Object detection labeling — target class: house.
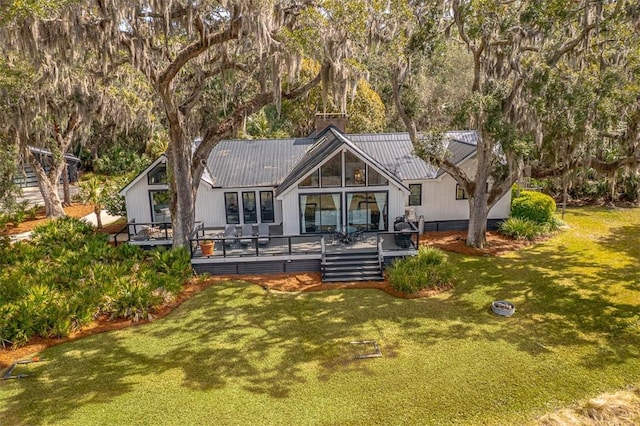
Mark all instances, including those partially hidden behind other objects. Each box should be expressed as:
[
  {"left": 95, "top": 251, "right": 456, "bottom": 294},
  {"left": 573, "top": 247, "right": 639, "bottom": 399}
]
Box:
[
  {"left": 13, "top": 146, "right": 80, "bottom": 188},
  {"left": 119, "top": 124, "right": 510, "bottom": 280}
]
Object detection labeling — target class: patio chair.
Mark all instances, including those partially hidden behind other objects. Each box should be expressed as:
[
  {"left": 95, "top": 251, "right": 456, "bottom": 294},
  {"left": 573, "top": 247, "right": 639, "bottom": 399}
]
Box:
[
  {"left": 257, "top": 223, "right": 270, "bottom": 246},
  {"left": 223, "top": 224, "right": 236, "bottom": 248},
  {"left": 351, "top": 229, "right": 364, "bottom": 243},
  {"left": 239, "top": 224, "right": 254, "bottom": 246}
]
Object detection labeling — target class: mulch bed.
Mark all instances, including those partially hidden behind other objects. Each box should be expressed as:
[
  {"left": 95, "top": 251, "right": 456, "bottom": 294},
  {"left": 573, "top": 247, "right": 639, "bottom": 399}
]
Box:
[{"left": 0, "top": 203, "right": 95, "bottom": 236}]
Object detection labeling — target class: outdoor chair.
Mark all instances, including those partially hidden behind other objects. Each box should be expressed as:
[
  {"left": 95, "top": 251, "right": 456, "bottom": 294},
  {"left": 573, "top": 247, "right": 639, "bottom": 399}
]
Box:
[
  {"left": 223, "top": 224, "right": 236, "bottom": 248},
  {"left": 257, "top": 223, "right": 270, "bottom": 246},
  {"left": 240, "top": 224, "right": 254, "bottom": 246},
  {"left": 351, "top": 229, "right": 364, "bottom": 243}
]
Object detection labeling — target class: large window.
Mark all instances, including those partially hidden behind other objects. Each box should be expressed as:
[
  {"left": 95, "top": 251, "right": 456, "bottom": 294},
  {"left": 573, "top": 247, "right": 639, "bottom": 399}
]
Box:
[
  {"left": 298, "top": 151, "right": 389, "bottom": 189},
  {"left": 367, "top": 166, "right": 388, "bottom": 186},
  {"left": 260, "top": 191, "right": 275, "bottom": 223},
  {"left": 408, "top": 184, "right": 422, "bottom": 206},
  {"left": 149, "top": 190, "right": 170, "bottom": 223},
  {"left": 299, "top": 170, "right": 319, "bottom": 188},
  {"left": 320, "top": 153, "right": 342, "bottom": 187},
  {"left": 345, "top": 151, "right": 366, "bottom": 186},
  {"left": 147, "top": 163, "right": 167, "bottom": 185},
  {"left": 224, "top": 192, "right": 240, "bottom": 224},
  {"left": 242, "top": 191, "right": 257, "bottom": 223},
  {"left": 300, "top": 193, "right": 341, "bottom": 233},
  {"left": 346, "top": 192, "right": 388, "bottom": 232}
]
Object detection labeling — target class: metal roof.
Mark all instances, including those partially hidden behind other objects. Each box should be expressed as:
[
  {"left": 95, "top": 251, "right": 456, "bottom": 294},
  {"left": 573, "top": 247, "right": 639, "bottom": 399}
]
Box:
[
  {"left": 28, "top": 146, "right": 81, "bottom": 163},
  {"left": 275, "top": 127, "right": 408, "bottom": 196},
  {"left": 206, "top": 137, "right": 316, "bottom": 188},
  {"left": 205, "top": 129, "right": 479, "bottom": 188}
]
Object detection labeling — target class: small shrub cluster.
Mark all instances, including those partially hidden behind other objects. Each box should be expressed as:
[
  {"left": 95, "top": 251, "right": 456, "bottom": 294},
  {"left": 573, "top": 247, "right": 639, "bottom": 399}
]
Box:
[
  {"left": 388, "top": 247, "right": 455, "bottom": 294},
  {"left": 503, "top": 190, "right": 561, "bottom": 240},
  {"left": 0, "top": 199, "right": 40, "bottom": 230},
  {"left": 0, "top": 217, "right": 191, "bottom": 347},
  {"left": 511, "top": 190, "right": 556, "bottom": 224}
]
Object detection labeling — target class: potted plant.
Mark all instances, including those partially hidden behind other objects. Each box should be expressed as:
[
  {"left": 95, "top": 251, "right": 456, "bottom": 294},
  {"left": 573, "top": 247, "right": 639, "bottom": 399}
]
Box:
[{"left": 199, "top": 239, "right": 214, "bottom": 256}]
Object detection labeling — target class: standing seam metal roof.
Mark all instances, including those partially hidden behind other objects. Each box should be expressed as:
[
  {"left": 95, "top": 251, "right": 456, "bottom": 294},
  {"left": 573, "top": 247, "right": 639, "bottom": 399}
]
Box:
[{"left": 205, "top": 130, "right": 478, "bottom": 188}]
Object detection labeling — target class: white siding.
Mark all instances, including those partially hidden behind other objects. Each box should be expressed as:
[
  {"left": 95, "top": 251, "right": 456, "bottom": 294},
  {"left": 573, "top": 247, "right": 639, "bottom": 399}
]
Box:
[
  {"left": 195, "top": 186, "right": 226, "bottom": 227},
  {"left": 124, "top": 178, "right": 168, "bottom": 224},
  {"left": 387, "top": 186, "right": 407, "bottom": 222},
  {"left": 402, "top": 158, "right": 511, "bottom": 222},
  {"left": 196, "top": 187, "right": 280, "bottom": 228},
  {"left": 281, "top": 190, "right": 299, "bottom": 235}
]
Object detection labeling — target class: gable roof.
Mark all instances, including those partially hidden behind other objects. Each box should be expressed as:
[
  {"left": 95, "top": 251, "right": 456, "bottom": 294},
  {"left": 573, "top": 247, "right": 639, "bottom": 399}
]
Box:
[
  {"left": 118, "top": 155, "right": 166, "bottom": 196},
  {"left": 349, "top": 131, "right": 478, "bottom": 180},
  {"left": 120, "top": 129, "right": 479, "bottom": 196},
  {"left": 275, "top": 126, "right": 408, "bottom": 196}
]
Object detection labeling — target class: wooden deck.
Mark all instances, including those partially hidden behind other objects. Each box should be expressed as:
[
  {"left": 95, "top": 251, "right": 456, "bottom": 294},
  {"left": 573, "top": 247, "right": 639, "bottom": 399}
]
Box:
[{"left": 116, "top": 222, "right": 419, "bottom": 276}]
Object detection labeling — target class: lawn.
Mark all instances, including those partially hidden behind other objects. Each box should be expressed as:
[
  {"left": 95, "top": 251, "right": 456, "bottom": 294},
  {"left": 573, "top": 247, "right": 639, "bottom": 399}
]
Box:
[{"left": 1, "top": 207, "right": 639, "bottom": 425}]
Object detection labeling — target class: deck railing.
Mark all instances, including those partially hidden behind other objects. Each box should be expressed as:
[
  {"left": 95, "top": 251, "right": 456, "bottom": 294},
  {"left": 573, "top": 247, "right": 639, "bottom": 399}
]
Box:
[
  {"left": 190, "top": 233, "right": 324, "bottom": 259},
  {"left": 114, "top": 221, "right": 203, "bottom": 247}
]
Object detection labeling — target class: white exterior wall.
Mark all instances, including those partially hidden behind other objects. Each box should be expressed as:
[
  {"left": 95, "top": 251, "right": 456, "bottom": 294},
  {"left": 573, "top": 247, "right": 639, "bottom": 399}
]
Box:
[
  {"left": 195, "top": 186, "right": 281, "bottom": 228},
  {"left": 124, "top": 178, "right": 168, "bottom": 224},
  {"left": 404, "top": 157, "right": 511, "bottom": 222}
]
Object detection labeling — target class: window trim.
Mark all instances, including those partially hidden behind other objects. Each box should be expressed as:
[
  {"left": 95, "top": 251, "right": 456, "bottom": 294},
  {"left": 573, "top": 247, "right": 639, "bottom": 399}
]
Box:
[
  {"left": 456, "top": 184, "right": 468, "bottom": 200},
  {"left": 259, "top": 191, "right": 275, "bottom": 223},
  {"left": 147, "top": 163, "right": 168, "bottom": 185},
  {"left": 408, "top": 184, "right": 422, "bottom": 206},
  {"left": 224, "top": 192, "right": 240, "bottom": 224},
  {"left": 242, "top": 191, "right": 258, "bottom": 224},
  {"left": 148, "top": 189, "right": 170, "bottom": 223}
]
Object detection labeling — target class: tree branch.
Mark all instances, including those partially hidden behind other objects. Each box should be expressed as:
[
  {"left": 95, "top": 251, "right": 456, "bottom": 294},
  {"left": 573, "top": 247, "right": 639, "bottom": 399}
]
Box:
[{"left": 156, "top": 14, "right": 242, "bottom": 88}]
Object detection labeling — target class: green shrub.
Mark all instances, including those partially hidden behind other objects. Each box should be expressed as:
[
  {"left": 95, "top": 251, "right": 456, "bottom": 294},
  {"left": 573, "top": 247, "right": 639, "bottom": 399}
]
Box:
[
  {"left": 388, "top": 247, "right": 455, "bottom": 294},
  {"left": 500, "top": 217, "right": 544, "bottom": 240},
  {"left": 102, "top": 277, "right": 162, "bottom": 322},
  {"left": 32, "top": 216, "right": 96, "bottom": 252},
  {"left": 511, "top": 190, "right": 556, "bottom": 224},
  {"left": 0, "top": 223, "right": 192, "bottom": 347}
]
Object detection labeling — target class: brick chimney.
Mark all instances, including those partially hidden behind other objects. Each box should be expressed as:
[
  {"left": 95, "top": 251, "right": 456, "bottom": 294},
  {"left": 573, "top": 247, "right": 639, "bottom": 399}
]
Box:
[{"left": 315, "top": 113, "right": 347, "bottom": 134}]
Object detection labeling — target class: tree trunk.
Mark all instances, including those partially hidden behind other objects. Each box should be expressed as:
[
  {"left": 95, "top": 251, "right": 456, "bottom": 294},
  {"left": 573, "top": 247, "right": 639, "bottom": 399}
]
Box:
[
  {"left": 94, "top": 205, "right": 102, "bottom": 229},
  {"left": 36, "top": 174, "right": 65, "bottom": 217},
  {"left": 27, "top": 152, "right": 66, "bottom": 218},
  {"left": 466, "top": 131, "right": 492, "bottom": 248},
  {"left": 467, "top": 192, "right": 489, "bottom": 248},
  {"left": 167, "top": 133, "right": 196, "bottom": 248}
]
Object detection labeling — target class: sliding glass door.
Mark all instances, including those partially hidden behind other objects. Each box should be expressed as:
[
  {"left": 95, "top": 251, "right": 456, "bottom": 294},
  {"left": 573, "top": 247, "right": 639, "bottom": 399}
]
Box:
[
  {"left": 300, "top": 193, "right": 341, "bottom": 233},
  {"left": 346, "top": 192, "right": 388, "bottom": 231}
]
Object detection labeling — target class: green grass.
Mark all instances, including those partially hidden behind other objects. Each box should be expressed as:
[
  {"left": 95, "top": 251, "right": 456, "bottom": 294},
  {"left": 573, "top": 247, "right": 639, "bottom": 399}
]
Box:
[{"left": 1, "top": 207, "right": 639, "bottom": 425}]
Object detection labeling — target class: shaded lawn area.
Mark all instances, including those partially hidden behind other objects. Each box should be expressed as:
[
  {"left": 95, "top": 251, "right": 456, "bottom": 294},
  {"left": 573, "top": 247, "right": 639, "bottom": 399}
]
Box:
[{"left": 1, "top": 207, "right": 639, "bottom": 425}]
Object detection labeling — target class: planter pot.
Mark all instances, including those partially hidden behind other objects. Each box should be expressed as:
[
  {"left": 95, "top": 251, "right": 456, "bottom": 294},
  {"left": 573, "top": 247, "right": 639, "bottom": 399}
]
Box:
[
  {"left": 491, "top": 300, "right": 515, "bottom": 317},
  {"left": 199, "top": 241, "right": 214, "bottom": 257}
]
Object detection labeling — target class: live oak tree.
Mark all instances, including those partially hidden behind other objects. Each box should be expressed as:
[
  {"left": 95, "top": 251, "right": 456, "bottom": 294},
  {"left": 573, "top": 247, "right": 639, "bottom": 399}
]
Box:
[
  {"left": 381, "top": 0, "right": 628, "bottom": 247},
  {"left": 528, "top": 5, "right": 640, "bottom": 207},
  {"left": 87, "top": 0, "right": 370, "bottom": 247}
]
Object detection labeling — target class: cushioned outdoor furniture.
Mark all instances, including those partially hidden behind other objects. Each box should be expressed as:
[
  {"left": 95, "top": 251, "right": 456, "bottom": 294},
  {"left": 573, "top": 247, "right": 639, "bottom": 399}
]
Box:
[
  {"left": 239, "top": 224, "right": 254, "bottom": 246},
  {"left": 257, "top": 223, "right": 270, "bottom": 246}
]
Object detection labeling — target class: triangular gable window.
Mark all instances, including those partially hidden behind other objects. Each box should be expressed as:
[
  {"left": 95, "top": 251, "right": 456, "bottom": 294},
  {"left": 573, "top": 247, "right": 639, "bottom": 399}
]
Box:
[
  {"left": 148, "top": 163, "right": 167, "bottom": 185},
  {"left": 297, "top": 150, "right": 389, "bottom": 189}
]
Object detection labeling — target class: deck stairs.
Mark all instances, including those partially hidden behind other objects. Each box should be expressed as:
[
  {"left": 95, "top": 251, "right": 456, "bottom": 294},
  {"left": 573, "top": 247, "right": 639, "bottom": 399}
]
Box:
[{"left": 322, "top": 251, "right": 383, "bottom": 282}]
